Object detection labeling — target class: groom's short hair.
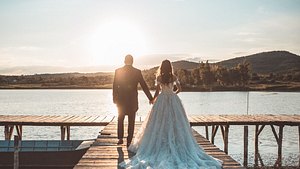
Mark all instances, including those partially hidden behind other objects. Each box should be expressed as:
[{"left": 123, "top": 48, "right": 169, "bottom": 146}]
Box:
[{"left": 124, "top": 54, "right": 133, "bottom": 65}]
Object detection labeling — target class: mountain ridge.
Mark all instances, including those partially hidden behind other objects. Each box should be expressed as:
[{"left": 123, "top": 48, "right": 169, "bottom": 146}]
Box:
[
  {"left": 169, "top": 51, "right": 300, "bottom": 74},
  {"left": 216, "top": 51, "right": 300, "bottom": 74},
  {"left": 1, "top": 51, "right": 299, "bottom": 75}
]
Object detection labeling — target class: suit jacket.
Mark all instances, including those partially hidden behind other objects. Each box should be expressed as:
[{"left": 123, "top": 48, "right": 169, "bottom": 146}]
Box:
[{"left": 113, "top": 65, "right": 153, "bottom": 115}]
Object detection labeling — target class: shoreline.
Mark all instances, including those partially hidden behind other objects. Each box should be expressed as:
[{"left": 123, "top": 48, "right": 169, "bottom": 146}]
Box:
[{"left": 0, "top": 85, "right": 300, "bottom": 92}]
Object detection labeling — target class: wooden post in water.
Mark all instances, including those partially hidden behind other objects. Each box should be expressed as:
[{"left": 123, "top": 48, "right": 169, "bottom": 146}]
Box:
[
  {"left": 299, "top": 126, "right": 300, "bottom": 167},
  {"left": 205, "top": 125, "right": 209, "bottom": 140},
  {"left": 14, "top": 135, "right": 20, "bottom": 169},
  {"left": 211, "top": 125, "right": 219, "bottom": 144},
  {"left": 254, "top": 124, "right": 265, "bottom": 167},
  {"left": 211, "top": 125, "right": 215, "bottom": 144},
  {"left": 254, "top": 125, "right": 259, "bottom": 167},
  {"left": 220, "top": 125, "right": 229, "bottom": 154},
  {"left": 244, "top": 126, "right": 248, "bottom": 167},
  {"left": 66, "top": 126, "right": 70, "bottom": 140},
  {"left": 271, "top": 125, "right": 284, "bottom": 167},
  {"left": 277, "top": 125, "right": 284, "bottom": 167},
  {"left": 60, "top": 126, "right": 65, "bottom": 140},
  {"left": 224, "top": 125, "right": 229, "bottom": 154},
  {"left": 4, "top": 125, "right": 14, "bottom": 140},
  {"left": 61, "top": 126, "right": 71, "bottom": 140},
  {"left": 4, "top": 125, "right": 8, "bottom": 140},
  {"left": 16, "top": 125, "right": 22, "bottom": 140}
]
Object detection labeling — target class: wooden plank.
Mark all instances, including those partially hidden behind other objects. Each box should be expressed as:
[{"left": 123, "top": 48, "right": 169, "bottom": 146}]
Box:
[
  {"left": 76, "top": 122, "right": 244, "bottom": 169},
  {"left": 92, "top": 116, "right": 106, "bottom": 123},
  {"left": 61, "top": 115, "right": 78, "bottom": 122},
  {"left": 102, "top": 116, "right": 115, "bottom": 123},
  {"left": 38, "top": 115, "right": 64, "bottom": 123},
  {"left": 64, "top": 115, "right": 87, "bottom": 123}
]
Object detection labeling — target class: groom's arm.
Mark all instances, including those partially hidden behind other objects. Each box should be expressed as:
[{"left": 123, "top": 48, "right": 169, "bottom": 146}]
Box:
[{"left": 138, "top": 70, "right": 153, "bottom": 101}]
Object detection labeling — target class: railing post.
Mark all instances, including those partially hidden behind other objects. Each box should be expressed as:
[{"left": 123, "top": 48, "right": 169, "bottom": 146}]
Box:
[
  {"left": 244, "top": 126, "right": 248, "bottom": 167},
  {"left": 14, "top": 135, "right": 20, "bottom": 169}
]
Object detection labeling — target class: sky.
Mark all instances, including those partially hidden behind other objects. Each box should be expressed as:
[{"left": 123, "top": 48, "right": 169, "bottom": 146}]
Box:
[{"left": 0, "top": 0, "right": 300, "bottom": 74}]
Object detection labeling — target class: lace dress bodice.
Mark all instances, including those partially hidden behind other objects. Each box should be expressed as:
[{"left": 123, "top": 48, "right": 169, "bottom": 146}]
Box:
[{"left": 156, "top": 77, "right": 180, "bottom": 94}]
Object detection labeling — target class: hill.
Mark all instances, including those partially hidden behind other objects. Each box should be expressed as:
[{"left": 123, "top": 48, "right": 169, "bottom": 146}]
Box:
[
  {"left": 217, "top": 51, "right": 300, "bottom": 74},
  {"left": 171, "top": 60, "right": 199, "bottom": 70}
]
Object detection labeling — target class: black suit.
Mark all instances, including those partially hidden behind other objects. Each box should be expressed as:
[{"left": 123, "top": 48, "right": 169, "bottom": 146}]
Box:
[{"left": 113, "top": 65, "right": 153, "bottom": 144}]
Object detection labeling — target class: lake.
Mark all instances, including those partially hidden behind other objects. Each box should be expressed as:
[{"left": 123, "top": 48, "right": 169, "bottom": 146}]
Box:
[{"left": 0, "top": 89, "right": 299, "bottom": 166}]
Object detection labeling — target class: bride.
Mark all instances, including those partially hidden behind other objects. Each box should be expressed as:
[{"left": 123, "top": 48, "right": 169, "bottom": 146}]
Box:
[{"left": 120, "top": 60, "right": 222, "bottom": 169}]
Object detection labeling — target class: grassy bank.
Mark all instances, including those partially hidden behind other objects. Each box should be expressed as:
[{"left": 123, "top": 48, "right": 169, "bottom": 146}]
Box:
[{"left": 1, "top": 82, "right": 300, "bottom": 92}]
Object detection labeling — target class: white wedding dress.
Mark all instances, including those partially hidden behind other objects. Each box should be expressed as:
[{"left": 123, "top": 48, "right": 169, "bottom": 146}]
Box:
[{"left": 120, "top": 78, "right": 222, "bottom": 169}]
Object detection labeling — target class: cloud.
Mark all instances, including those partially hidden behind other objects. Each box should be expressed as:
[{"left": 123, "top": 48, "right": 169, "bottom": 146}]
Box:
[
  {"left": 0, "top": 46, "right": 43, "bottom": 52},
  {"left": 236, "top": 32, "right": 259, "bottom": 36},
  {"left": 230, "top": 12, "right": 300, "bottom": 56},
  {"left": 17, "top": 46, "right": 42, "bottom": 51}
]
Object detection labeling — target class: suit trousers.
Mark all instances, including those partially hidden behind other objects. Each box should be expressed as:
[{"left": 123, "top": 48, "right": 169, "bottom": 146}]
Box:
[{"left": 118, "top": 112, "right": 136, "bottom": 144}]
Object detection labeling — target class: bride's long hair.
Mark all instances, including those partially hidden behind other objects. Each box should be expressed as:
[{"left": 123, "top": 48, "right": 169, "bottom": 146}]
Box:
[{"left": 157, "top": 60, "right": 174, "bottom": 84}]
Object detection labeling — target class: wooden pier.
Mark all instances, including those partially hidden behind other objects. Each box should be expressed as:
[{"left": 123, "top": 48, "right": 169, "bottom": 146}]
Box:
[
  {"left": 75, "top": 121, "right": 244, "bottom": 169},
  {"left": 1, "top": 114, "right": 300, "bottom": 168},
  {"left": 187, "top": 114, "right": 300, "bottom": 167},
  {"left": 0, "top": 115, "right": 115, "bottom": 140}
]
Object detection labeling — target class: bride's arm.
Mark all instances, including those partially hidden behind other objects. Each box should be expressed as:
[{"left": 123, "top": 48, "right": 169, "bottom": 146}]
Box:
[
  {"left": 174, "top": 76, "right": 182, "bottom": 94},
  {"left": 175, "top": 83, "right": 182, "bottom": 94},
  {"left": 153, "top": 85, "right": 161, "bottom": 99}
]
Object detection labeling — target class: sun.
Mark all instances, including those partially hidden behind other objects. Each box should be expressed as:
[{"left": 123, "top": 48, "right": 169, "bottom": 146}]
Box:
[{"left": 87, "top": 20, "right": 148, "bottom": 66}]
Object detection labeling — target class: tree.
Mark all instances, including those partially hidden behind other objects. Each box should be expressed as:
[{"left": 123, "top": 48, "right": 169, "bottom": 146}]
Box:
[
  {"left": 200, "top": 61, "right": 215, "bottom": 88},
  {"left": 191, "top": 68, "right": 201, "bottom": 85},
  {"left": 216, "top": 66, "right": 229, "bottom": 86},
  {"left": 236, "top": 62, "right": 250, "bottom": 86},
  {"left": 176, "top": 69, "right": 189, "bottom": 86}
]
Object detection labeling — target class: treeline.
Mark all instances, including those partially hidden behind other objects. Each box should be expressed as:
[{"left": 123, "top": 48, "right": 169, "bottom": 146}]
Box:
[
  {"left": 143, "top": 61, "right": 251, "bottom": 90},
  {"left": 0, "top": 73, "right": 113, "bottom": 88},
  {"left": 251, "top": 72, "right": 300, "bottom": 83},
  {"left": 1, "top": 62, "right": 300, "bottom": 90}
]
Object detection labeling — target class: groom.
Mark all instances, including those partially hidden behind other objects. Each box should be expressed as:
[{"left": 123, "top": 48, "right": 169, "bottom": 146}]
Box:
[{"left": 113, "top": 54, "right": 153, "bottom": 147}]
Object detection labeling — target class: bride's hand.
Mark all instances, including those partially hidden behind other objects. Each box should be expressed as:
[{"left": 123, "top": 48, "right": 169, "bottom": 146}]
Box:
[{"left": 149, "top": 98, "right": 155, "bottom": 104}]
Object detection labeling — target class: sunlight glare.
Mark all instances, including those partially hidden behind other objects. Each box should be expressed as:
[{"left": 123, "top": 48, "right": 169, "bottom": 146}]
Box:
[{"left": 87, "top": 20, "right": 148, "bottom": 66}]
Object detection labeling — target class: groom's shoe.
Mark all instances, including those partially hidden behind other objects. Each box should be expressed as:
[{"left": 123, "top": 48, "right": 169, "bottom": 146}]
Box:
[{"left": 117, "top": 139, "right": 123, "bottom": 145}]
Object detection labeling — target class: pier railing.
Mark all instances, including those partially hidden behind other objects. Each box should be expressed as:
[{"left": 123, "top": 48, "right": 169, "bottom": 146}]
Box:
[
  {"left": 188, "top": 114, "right": 300, "bottom": 168},
  {"left": 1, "top": 114, "right": 300, "bottom": 167}
]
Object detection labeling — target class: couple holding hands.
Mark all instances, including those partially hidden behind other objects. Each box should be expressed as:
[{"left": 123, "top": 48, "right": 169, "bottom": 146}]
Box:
[{"left": 113, "top": 55, "right": 222, "bottom": 169}]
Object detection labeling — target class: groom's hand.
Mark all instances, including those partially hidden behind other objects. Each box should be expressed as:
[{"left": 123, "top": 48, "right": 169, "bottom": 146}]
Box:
[{"left": 149, "top": 98, "right": 155, "bottom": 104}]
